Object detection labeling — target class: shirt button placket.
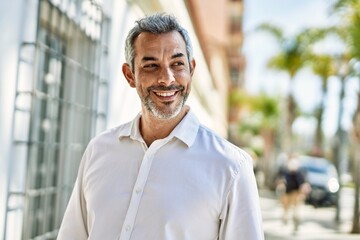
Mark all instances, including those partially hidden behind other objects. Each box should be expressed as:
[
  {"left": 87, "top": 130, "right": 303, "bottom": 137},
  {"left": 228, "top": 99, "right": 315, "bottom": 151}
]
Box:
[{"left": 119, "top": 149, "right": 157, "bottom": 240}]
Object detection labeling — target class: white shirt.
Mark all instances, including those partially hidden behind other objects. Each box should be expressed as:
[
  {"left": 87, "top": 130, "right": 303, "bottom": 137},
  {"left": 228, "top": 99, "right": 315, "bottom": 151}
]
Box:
[{"left": 57, "top": 109, "right": 264, "bottom": 240}]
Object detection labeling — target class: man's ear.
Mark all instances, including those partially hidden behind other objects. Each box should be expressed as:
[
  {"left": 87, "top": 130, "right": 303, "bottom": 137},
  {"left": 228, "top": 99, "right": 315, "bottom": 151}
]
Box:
[
  {"left": 190, "top": 59, "right": 196, "bottom": 77},
  {"left": 122, "top": 63, "right": 136, "bottom": 88}
]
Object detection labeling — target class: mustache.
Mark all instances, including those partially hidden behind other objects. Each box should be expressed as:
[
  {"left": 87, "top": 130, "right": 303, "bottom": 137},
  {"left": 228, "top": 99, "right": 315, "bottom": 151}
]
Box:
[{"left": 147, "top": 85, "right": 185, "bottom": 92}]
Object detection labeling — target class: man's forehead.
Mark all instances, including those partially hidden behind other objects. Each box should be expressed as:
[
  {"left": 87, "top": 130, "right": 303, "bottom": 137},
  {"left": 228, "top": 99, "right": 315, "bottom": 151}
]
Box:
[{"left": 134, "top": 31, "right": 187, "bottom": 58}]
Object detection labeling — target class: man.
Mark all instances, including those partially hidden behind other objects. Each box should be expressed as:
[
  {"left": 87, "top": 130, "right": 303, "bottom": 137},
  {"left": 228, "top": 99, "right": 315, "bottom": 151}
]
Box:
[
  {"left": 58, "top": 13, "right": 263, "bottom": 240},
  {"left": 276, "top": 153, "right": 310, "bottom": 232}
]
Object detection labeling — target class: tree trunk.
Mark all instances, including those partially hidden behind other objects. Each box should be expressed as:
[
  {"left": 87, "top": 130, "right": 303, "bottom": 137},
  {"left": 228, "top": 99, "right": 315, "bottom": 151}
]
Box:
[
  {"left": 314, "top": 107, "right": 324, "bottom": 155},
  {"left": 351, "top": 91, "right": 360, "bottom": 233},
  {"left": 352, "top": 173, "right": 360, "bottom": 233},
  {"left": 334, "top": 75, "right": 346, "bottom": 222},
  {"left": 351, "top": 146, "right": 360, "bottom": 233},
  {"left": 283, "top": 94, "right": 296, "bottom": 153},
  {"left": 313, "top": 76, "right": 327, "bottom": 156},
  {"left": 261, "top": 129, "right": 276, "bottom": 188},
  {"left": 351, "top": 142, "right": 360, "bottom": 233}
]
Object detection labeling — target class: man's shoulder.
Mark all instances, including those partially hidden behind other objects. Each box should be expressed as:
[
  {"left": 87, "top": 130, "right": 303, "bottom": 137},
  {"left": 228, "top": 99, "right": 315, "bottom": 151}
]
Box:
[
  {"left": 197, "top": 124, "right": 237, "bottom": 149},
  {"left": 90, "top": 121, "right": 132, "bottom": 144},
  {"left": 196, "top": 124, "right": 253, "bottom": 167}
]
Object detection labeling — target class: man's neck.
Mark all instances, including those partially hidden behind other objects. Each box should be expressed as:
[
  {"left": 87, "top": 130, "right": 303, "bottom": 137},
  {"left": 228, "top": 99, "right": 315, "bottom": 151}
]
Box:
[{"left": 140, "top": 106, "right": 189, "bottom": 147}]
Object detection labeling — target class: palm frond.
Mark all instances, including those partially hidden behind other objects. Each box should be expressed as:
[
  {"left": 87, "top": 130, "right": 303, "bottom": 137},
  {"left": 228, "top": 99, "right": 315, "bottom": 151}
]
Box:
[{"left": 256, "top": 23, "right": 284, "bottom": 42}]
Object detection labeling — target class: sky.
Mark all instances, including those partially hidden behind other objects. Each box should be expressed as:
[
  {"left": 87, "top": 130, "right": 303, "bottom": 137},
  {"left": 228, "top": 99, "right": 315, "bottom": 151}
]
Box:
[
  {"left": 243, "top": 0, "right": 335, "bottom": 96},
  {"left": 242, "top": 0, "right": 359, "bottom": 137}
]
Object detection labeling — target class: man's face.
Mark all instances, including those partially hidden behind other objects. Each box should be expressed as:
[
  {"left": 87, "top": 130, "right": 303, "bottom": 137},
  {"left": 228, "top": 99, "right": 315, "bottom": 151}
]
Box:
[{"left": 123, "top": 31, "right": 195, "bottom": 119}]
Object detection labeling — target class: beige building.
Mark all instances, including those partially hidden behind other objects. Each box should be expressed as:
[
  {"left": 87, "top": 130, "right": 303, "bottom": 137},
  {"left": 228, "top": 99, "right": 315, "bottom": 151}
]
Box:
[
  {"left": 0, "top": 0, "right": 237, "bottom": 239},
  {"left": 186, "top": 0, "right": 246, "bottom": 143}
]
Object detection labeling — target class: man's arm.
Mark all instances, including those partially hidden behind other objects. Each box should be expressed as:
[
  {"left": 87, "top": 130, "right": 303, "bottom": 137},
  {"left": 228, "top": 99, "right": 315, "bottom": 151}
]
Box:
[
  {"left": 219, "top": 151, "right": 264, "bottom": 240},
  {"left": 57, "top": 144, "right": 91, "bottom": 239}
]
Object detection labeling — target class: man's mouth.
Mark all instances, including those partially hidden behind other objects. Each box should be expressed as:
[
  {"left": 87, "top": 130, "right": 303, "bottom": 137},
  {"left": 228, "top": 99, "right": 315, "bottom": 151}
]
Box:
[
  {"left": 154, "top": 91, "right": 177, "bottom": 97},
  {"left": 148, "top": 85, "right": 184, "bottom": 100}
]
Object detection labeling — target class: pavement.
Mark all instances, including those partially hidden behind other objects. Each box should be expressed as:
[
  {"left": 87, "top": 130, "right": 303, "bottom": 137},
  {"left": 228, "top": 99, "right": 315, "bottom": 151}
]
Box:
[{"left": 260, "top": 189, "right": 360, "bottom": 240}]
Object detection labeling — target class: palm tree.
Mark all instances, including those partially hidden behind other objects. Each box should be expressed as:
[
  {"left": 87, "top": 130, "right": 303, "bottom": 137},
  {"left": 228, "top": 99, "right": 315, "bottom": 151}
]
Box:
[
  {"left": 232, "top": 90, "right": 281, "bottom": 186},
  {"left": 257, "top": 24, "right": 310, "bottom": 153},
  {"left": 258, "top": 24, "right": 334, "bottom": 154},
  {"left": 296, "top": 27, "right": 339, "bottom": 154},
  {"left": 352, "top": 90, "right": 360, "bottom": 233},
  {"left": 332, "top": 0, "right": 360, "bottom": 233},
  {"left": 307, "top": 54, "right": 336, "bottom": 155},
  {"left": 252, "top": 94, "right": 281, "bottom": 184}
]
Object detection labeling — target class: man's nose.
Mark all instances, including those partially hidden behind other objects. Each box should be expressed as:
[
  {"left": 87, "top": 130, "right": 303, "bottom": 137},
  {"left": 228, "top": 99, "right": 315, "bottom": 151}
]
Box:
[{"left": 158, "top": 67, "right": 175, "bottom": 85}]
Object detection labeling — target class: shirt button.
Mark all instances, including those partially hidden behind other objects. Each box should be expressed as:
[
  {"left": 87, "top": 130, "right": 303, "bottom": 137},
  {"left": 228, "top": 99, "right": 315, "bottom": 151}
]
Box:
[
  {"left": 135, "top": 188, "right": 142, "bottom": 194},
  {"left": 125, "top": 225, "right": 131, "bottom": 232}
]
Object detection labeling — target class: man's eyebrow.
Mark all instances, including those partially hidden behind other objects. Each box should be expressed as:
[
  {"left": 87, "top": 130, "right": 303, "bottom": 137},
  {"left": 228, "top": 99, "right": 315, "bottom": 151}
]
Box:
[
  {"left": 172, "top": 53, "right": 185, "bottom": 59},
  {"left": 141, "top": 56, "right": 157, "bottom": 62},
  {"left": 141, "top": 53, "right": 185, "bottom": 62}
]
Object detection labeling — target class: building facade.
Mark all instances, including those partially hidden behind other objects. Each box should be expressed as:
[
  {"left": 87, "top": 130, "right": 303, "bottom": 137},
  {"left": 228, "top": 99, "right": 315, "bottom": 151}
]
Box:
[
  {"left": 0, "top": 0, "right": 231, "bottom": 239},
  {"left": 186, "top": 0, "right": 246, "bottom": 144}
]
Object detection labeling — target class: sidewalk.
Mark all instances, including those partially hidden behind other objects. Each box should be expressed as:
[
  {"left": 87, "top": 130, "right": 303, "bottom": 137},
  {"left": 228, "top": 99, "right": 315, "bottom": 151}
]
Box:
[{"left": 260, "top": 189, "right": 360, "bottom": 240}]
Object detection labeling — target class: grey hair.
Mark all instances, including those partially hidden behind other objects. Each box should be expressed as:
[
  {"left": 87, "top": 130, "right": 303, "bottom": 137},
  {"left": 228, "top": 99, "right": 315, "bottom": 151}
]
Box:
[{"left": 124, "top": 13, "right": 194, "bottom": 72}]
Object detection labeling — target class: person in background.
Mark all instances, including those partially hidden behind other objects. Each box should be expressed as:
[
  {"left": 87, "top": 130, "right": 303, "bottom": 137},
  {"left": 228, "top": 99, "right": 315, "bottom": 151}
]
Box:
[
  {"left": 57, "top": 13, "right": 264, "bottom": 240},
  {"left": 276, "top": 153, "right": 310, "bottom": 233}
]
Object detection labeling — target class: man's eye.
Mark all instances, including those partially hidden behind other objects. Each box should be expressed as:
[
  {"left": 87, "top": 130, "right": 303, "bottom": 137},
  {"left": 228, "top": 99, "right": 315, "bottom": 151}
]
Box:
[
  {"left": 144, "top": 64, "right": 158, "bottom": 68},
  {"left": 173, "top": 62, "right": 184, "bottom": 66}
]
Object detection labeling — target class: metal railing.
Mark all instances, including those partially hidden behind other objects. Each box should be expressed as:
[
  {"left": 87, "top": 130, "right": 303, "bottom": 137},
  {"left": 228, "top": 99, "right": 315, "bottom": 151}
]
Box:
[{"left": 4, "top": 0, "right": 109, "bottom": 239}]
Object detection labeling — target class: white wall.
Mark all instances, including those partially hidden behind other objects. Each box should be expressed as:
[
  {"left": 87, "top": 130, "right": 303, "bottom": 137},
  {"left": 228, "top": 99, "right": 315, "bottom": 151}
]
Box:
[
  {"left": 0, "top": 0, "right": 39, "bottom": 237},
  {"left": 0, "top": 0, "right": 23, "bottom": 237},
  {"left": 106, "top": 1, "right": 143, "bottom": 129}
]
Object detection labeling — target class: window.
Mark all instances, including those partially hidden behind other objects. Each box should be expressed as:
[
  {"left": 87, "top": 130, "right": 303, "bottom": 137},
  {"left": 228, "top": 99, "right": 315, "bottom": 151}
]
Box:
[{"left": 5, "top": 0, "right": 109, "bottom": 239}]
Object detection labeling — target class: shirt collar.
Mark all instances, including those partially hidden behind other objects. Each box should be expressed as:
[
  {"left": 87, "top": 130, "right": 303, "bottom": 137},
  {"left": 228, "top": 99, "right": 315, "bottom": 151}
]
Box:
[
  {"left": 116, "top": 107, "right": 199, "bottom": 148},
  {"left": 116, "top": 112, "right": 143, "bottom": 142},
  {"left": 170, "top": 108, "right": 199, "bottom": 148}
]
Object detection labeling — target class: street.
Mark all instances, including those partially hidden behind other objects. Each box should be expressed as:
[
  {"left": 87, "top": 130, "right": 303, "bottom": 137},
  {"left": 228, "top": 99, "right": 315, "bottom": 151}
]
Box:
[{"left": 260, "top": 187, "right": 360, "bottom": 239}]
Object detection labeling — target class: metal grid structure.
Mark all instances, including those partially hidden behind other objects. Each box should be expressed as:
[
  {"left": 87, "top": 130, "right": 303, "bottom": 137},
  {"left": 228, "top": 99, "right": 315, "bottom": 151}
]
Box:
[{"left": 4, "top": 0, "right": 109, "bottom": 239}]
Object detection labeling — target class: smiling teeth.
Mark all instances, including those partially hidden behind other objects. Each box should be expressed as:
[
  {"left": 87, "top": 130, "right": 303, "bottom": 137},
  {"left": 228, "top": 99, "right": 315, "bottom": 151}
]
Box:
[{"left": 156, "top": 92, "right": 175, "bottom": 97}]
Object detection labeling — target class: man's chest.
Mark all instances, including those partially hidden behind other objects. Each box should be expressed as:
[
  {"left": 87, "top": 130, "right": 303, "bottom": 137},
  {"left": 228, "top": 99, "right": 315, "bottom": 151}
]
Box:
[{"left": 83, "top": 150, "right": 224, "bottom": 239}]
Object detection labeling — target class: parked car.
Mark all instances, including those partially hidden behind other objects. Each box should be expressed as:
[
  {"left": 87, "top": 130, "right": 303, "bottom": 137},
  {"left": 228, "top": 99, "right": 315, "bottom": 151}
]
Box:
[{"left": 299, "top": 156, "right": 340, "bottom": 207}]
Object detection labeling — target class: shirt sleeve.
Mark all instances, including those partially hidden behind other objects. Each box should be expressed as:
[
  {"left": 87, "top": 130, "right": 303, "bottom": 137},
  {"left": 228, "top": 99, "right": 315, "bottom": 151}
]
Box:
[
  {"left": 57, "top": 143, "right": 92, "bottom": 240},
  {"left": 219, "top": 150, "right": 264, "bottom": 240}
]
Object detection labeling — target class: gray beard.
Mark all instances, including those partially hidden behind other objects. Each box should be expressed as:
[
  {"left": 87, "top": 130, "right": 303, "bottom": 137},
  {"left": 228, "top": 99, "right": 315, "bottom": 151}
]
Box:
[{"left": 142, "top": 92, "right": 188, "bottom": 119}]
